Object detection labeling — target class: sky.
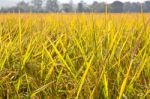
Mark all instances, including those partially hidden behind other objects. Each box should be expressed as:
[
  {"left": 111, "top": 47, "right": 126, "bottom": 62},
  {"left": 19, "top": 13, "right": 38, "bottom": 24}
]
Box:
[{"left": 0, "top": 0, "right": 148, "bottom": 8}]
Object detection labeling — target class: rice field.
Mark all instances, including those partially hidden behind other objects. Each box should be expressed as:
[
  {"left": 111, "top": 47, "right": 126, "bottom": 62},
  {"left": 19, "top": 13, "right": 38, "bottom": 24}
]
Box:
[{"left": 0, "top": 13, "right": 149, "bottom": 98}]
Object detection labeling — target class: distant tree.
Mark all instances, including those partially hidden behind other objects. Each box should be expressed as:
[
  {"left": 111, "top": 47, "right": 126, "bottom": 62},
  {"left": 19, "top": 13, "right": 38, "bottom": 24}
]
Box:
[
  {"left": 17, "top": 1, "right": 30, "bottom": 12},
  {"left": 0, "top": 1, "right": 31, "bottom": 13},
  {"left": 62, "top": 3, "right": 73, "bottom": 12},
  {"left": 61, "top": 0, "right": 75, "bottom": 13},
  {"left": 90, "top": 1, "right": 105, "bottom": 12},
  {"left": 0, "top": 7, "right": 11, "bottom": 13},
  {"left": 69, "top": 0, "right": 75, "bottom": 12},
  {"left": 0, "top": 7, "right": 19, "bottom": 13},
  {"left": 130, "top": 3, "right": 141, "bottom": 12},
  {"left": 111, "top": 1, "right": 123, "bottom": 13},
  {"left": 123, "top": 2, "right": 132, "bottom": 12},
  {"left": 144, "top": 1, "right": 150, "bottom": 12},
  {"left": 123, "top": 2, "right": 142, "bottom": 13},
  {"left": 1, "top": 0, "right": 150, "bottom": 13},
  {"left": 46, "top": 0, "right": 59, "bottom": 12},
  {"left": 77, "top": 0, "right": 85, "bottom": 12},
  {"left": 84, "top": 6, "right": 91, "bottom": 12},
  {"left": 32, "top": 0, "right": 43, "bottom": 12}
]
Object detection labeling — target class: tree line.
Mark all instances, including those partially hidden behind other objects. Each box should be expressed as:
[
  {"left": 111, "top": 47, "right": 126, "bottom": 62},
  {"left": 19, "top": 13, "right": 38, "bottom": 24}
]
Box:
[{"left": 1, "top": 0, "right": 150, "bottom": 13}]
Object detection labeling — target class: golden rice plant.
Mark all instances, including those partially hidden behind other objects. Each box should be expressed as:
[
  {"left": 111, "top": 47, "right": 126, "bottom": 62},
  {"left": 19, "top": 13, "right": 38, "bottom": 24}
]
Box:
[{"left": 0, "top": 13, "right": 149, "bottom": 99}]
